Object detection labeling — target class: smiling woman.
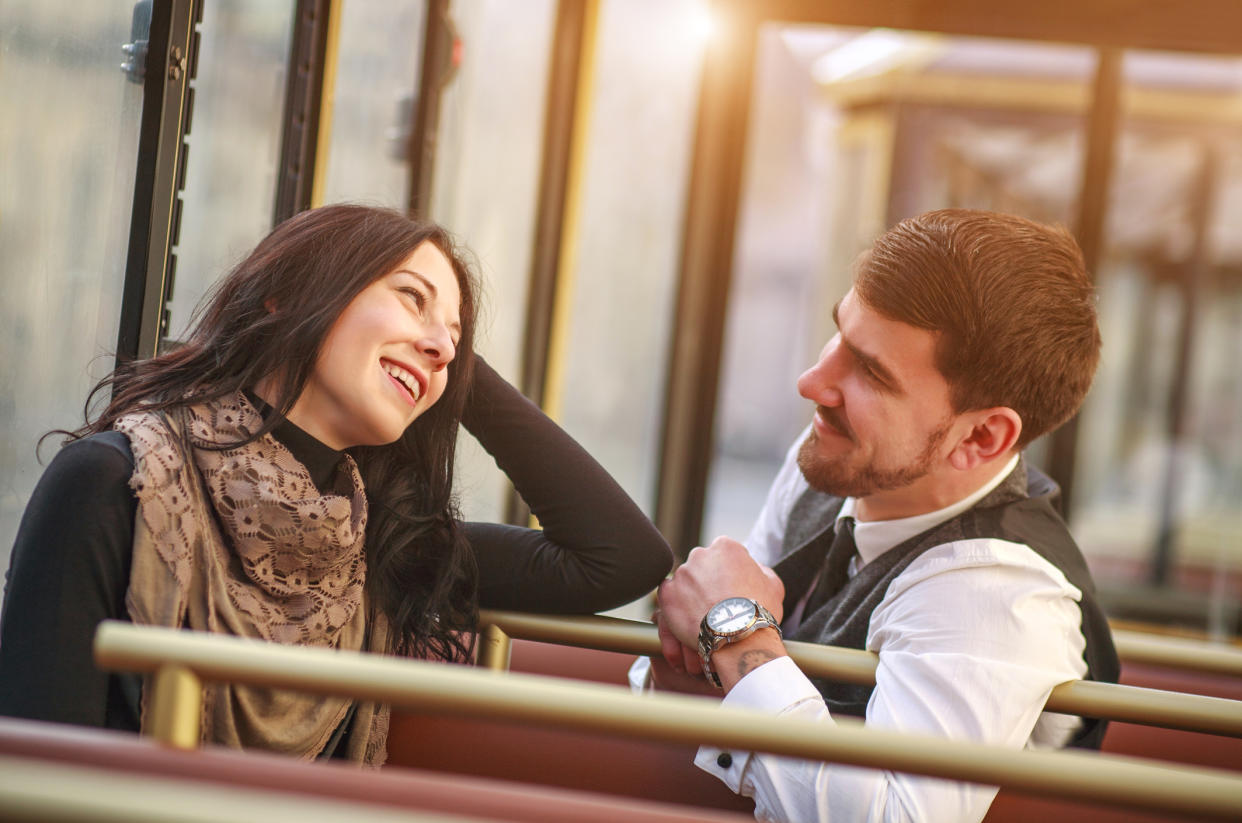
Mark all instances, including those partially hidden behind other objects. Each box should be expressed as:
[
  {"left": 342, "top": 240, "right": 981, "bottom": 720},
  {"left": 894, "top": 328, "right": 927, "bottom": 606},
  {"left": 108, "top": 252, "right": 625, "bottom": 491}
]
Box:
[
  {"left": 0, "top": 204, "right": 672, "bottom": 764},
  {"left": 284, "top": 242, "right": 463, "bottom": 450}
]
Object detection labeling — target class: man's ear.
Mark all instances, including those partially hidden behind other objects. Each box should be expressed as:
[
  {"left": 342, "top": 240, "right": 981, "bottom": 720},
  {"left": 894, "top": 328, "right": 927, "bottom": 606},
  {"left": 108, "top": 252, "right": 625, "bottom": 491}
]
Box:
[
  {"left": 948, "top": 407, "right": 1022, "bottom": 471},
  {"left": 264, "top": 298, "right": 278, "bottom": 314}
]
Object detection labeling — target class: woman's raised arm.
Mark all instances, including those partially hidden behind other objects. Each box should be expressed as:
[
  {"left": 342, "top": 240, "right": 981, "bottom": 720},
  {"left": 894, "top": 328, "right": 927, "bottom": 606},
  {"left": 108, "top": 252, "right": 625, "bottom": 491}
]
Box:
[{"left": 461, "top": 358, "right": 672, "bottom": 613}]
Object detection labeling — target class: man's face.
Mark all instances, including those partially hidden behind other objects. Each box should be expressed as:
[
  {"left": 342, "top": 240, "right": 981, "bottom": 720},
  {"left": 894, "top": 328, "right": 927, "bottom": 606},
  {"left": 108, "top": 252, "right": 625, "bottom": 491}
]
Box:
[{"left": 795, "top": 288, "right": 958, "bottom": 502}]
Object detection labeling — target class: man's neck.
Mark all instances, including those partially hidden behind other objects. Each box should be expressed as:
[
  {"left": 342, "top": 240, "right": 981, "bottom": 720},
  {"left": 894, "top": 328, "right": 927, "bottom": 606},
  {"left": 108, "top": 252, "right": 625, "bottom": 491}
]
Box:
[{"left": 855, "top": 452, "right": 1019, "bottom": 522}]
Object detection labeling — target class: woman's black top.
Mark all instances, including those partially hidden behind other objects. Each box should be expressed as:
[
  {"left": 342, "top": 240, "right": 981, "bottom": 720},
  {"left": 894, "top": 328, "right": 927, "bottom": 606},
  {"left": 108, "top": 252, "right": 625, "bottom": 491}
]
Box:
[{"left": 0, "top": 358, "right": 671, "bottom": 733}]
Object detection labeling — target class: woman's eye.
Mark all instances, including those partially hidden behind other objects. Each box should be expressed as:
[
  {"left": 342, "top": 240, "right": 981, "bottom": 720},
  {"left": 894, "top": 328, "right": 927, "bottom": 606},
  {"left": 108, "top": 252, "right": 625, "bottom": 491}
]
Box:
[{"left": 399, "top": 287, "right": 427, "bottom": 309}]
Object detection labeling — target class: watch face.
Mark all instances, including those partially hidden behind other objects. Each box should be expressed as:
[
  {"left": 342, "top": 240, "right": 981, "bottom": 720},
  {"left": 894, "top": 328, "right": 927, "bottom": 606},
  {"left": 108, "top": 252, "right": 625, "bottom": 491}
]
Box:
[{"left": 707, "top": 597, "right": 757, "bottom": 635}]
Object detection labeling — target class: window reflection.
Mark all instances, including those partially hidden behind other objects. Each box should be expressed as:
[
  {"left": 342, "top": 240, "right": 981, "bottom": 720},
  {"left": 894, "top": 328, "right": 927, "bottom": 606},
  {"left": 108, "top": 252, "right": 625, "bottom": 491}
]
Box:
[
  {"left": 320, "top": 0, "right": 427, "bottom": 207},
  {"left": 553, "top": 0, "right": 706, "bottom": 519},
  {"left": 0, "top": 2, "right": 144, "bottom": 590},
  {"left": 167, "top": 0, "right": 293, "bottom": 340},
  {"left": 1073, "top": 51, "right": 1242, "bottom": 634},
  {"left": 429, "top": 0, "right": 556, "bottom": 521}
]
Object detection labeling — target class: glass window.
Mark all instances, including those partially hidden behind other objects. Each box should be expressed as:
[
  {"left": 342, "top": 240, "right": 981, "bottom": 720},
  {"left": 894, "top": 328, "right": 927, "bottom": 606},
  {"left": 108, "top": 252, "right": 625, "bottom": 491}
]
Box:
[
  {"left": 166, "top": 0, "right": 294, "bottom": 340},
  {"left": 704, "top": 24, "right": 1096, "bottom": 542},
  {"left": 553, "top": 0, "right": 708, "bottom": 517},
  {"left": 319, "top": 0, "right": 427, "bottom": 207},
  {"left": 0, "top": 2, "right": 145, "bottom": 595},
  {"left": 429, "top": 0, "right": 557, "bottom": 521},
  {"left": 1071, "top": 50, "right": 1242, "bottom": 635}
]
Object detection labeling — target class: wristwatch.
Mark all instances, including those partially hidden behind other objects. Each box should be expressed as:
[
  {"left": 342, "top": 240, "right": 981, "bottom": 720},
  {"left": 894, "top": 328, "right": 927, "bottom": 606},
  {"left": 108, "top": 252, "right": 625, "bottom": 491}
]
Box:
[{"left": 697, "top": 597, "right": 781, "bottom": 688}]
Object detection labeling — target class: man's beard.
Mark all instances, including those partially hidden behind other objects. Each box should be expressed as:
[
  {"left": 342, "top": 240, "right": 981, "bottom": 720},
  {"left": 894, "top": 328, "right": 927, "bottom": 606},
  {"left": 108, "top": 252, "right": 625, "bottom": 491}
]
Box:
[{"left": 796, "top": 416, "right": 951, "bottom": 499}]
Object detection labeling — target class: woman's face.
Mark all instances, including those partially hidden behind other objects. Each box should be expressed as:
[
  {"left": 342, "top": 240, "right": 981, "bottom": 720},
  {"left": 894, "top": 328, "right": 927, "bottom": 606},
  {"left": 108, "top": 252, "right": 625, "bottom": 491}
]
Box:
[{"left": 286, "top": 241, "right": 463, "bottom": 449}]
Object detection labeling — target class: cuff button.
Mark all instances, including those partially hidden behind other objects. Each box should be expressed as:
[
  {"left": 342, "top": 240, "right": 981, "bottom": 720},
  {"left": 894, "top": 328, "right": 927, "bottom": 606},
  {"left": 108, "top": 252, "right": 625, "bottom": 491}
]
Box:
[{"left": 717, "top": 752, "right": 733, "bottom": 769}]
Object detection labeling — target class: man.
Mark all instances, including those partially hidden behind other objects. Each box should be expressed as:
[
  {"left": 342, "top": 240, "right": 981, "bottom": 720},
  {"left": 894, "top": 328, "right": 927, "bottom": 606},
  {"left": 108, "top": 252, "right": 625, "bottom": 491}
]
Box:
[{"left": 648, "top": 209, "right": 1119, "bottom": 822}]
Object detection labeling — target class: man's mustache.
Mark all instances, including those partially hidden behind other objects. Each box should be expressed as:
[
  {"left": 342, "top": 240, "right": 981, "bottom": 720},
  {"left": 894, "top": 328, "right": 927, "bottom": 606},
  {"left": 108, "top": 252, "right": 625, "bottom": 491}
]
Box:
[{"left": 816, "top": 405, "right": 853, "bottom": 441}]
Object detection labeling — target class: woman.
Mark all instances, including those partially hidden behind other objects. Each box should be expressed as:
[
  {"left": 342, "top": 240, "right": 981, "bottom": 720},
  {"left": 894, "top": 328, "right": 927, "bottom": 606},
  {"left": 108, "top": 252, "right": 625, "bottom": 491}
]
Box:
[{"left": 0, "top": 204, "right": 671, "bottom": 763}]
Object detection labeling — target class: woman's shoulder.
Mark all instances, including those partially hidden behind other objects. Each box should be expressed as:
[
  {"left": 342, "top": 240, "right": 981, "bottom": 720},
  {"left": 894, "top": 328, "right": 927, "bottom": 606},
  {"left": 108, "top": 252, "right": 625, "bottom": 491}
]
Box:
[
  {"left": 53, "top": 430, "right": 135, "bottom": 470},
  {"left": 12, "top": 432, "right": 139, "bottom": 566},
  {"left": 38, "top": 431, "right": 136, "bottom": 497}
]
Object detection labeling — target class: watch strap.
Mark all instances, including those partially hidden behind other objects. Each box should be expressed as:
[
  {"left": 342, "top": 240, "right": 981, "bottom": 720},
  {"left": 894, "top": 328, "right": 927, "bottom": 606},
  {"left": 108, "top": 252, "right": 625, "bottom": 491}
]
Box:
[{"left": 698, "top": 599, "right": 781, "bottom": 688}]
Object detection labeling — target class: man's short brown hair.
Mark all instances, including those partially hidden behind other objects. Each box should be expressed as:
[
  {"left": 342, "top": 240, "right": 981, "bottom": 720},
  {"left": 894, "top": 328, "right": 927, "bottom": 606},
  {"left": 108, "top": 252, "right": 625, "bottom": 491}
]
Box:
[{"left": 853, "top": 209, "right": 1100, "bottom": 448}]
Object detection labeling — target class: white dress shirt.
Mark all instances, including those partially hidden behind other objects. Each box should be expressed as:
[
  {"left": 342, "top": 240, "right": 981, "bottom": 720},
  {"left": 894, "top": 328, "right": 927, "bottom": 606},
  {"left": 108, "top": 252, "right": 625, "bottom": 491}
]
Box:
[{"left": 638, "top": 432, "right": 1089, "bottom": 823}]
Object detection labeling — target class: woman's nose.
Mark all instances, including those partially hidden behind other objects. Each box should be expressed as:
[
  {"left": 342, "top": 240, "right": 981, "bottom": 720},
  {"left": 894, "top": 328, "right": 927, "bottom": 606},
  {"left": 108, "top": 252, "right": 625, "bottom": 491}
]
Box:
[{"left": 416, "top": 325, "right": 456, "bottom": 371}]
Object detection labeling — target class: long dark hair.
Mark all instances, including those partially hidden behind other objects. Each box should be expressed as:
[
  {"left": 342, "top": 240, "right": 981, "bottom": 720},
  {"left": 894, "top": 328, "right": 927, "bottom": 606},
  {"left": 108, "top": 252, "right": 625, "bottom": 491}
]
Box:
[{"left": 72, "top": 204, "right": 481, "bottom": 661}]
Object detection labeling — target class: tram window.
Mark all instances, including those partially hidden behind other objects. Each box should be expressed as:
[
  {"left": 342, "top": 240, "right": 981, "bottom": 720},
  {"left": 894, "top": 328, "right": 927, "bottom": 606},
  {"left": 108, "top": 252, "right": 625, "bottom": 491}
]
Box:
[
  {"left": 427, "top": 0, "right": 557, "bottom": 522},
  {"left": 1071, "top": 50, "right": 1242, "bottom": 635},
  {"left": 166, "top": 0, "right": 294, "bottom": 341},
  {"left": 319, "top": 0, "right": 427, "bottom": 208},
  {"left": 705, "top": 25, "right": 1096, "bottom": 541},
  {"left": 548, "top": 0, "right": 707, "bottom": 522},
  {"left": 0, "top": 2, "right": 145, "bottom": 594}
]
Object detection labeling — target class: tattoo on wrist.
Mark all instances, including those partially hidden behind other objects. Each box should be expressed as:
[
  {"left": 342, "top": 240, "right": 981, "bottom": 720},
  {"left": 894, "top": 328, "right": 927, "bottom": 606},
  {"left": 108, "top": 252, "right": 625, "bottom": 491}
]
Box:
[{"left": 736, "top": 649, "right": 779, "bottom": 679}]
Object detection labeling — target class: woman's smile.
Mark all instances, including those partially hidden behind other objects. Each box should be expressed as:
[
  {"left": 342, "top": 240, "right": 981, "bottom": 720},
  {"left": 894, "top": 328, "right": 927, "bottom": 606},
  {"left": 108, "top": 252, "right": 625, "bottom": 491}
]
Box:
[
  {"left": 381, "top": 357, "right": 425, "bottom": 406},
  {"left": 282, "top": 241, "right": 462, "bottom": 449}
]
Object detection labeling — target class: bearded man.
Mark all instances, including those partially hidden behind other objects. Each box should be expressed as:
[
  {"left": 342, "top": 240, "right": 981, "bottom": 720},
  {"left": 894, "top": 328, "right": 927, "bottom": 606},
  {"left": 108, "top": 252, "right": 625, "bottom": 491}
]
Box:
[{"left": 647, "top": 209, "right": 1119, "bottom": 823}]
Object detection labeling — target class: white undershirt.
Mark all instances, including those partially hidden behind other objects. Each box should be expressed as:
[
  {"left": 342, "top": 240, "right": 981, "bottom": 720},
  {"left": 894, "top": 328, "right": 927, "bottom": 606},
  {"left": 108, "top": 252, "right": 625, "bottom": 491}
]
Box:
[{"left": 636, "top": 431, "right": 1088, "bottom": 823}]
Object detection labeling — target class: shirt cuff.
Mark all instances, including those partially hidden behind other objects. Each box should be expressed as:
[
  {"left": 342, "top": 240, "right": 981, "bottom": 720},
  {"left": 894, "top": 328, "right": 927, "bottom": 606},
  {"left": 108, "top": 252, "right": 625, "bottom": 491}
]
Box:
[
  {"left": 627, "top": 655, "right": 652, "bottom": 693},
  {"left": 694, "top": 656, "right": 826, "bottom": 792}
]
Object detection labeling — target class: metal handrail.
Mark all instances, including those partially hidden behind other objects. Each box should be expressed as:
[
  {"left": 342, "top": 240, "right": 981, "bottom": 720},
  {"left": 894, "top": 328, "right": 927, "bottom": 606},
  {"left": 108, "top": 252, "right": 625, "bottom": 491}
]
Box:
[
  {"left": 93, "top": 621, "right": 1242, "bottom": 821},
  {"left": 0, "top": 755, "right": 472, "bottom": 823},
  {"left": 476, "top": 609, "right": 1242, "bottom": 738},
  {"left": 1111, "top": 627, "right": 1242, "bottom": 678}
]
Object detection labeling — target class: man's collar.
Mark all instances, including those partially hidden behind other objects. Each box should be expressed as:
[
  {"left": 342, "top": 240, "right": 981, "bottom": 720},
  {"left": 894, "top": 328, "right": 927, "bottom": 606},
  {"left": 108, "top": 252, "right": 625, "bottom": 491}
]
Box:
[{"left": 840, "top": 453, "right": 1021, "bottom": 567}]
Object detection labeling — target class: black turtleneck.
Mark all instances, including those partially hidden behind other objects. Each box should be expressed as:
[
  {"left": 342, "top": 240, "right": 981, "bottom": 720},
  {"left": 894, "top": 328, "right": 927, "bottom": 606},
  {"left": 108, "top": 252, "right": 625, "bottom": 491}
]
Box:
[{"left": 244, "top": 390, "right": 344, "bottom": 493}]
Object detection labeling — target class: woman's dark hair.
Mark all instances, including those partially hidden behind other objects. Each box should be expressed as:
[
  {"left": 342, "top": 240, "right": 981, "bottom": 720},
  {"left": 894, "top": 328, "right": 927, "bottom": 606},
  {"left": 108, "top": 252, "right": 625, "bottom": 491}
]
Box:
[{"left": 72, "top": 204, "right": 481, "bottom": 661}]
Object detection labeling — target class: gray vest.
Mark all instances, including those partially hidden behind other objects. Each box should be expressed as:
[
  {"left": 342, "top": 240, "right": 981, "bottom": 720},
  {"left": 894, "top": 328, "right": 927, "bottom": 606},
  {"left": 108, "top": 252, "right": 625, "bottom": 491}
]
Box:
[{"left": 772, "top": 459, "right": 1118, "bottom": 749}]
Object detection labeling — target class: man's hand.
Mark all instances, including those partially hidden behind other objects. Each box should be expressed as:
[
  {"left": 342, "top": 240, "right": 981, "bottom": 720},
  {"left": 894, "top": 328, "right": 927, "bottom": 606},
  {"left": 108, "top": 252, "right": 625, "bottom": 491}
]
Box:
[
  {"left": 654, "top": 608, "right": 701, "bottom": 676},
  {"left": 647, "top": 652, "right": 723, "bottom": 696},
  {"left": 657, "top": 536, "right": 785, "bottom": 670}
]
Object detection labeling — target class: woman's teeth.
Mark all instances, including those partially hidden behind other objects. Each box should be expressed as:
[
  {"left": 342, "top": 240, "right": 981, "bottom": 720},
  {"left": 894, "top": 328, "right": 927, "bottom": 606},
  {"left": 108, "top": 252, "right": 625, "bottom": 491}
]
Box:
[{"left": 383, "top": 361, "right": 421, "bottom": 401}]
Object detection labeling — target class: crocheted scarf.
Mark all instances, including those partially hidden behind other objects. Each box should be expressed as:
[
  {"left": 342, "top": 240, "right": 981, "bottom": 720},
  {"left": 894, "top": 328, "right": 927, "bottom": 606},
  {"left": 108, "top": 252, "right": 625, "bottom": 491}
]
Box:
[{"left": 115, "top": 392, "right": 389, "bottom": 763}]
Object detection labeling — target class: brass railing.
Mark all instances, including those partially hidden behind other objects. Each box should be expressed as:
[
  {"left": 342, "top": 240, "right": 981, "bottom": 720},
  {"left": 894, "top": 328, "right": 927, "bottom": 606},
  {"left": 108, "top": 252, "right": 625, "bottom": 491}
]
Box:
[
  {"left": 93, "top": 621, "right": 1242, "bottom": 821},
  {"left": 0, "top": 754, "right": 470, "bottom": 823},
  {"left": 1111, "top": 627, "right": 1242, "bottom": 678},
  {"left": 475, "top": 610, "right": 1242, "bottom": 737}
]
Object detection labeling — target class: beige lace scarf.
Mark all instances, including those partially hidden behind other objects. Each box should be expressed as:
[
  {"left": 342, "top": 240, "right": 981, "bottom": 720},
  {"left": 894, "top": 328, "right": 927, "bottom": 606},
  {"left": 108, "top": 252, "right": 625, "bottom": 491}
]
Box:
[{"left": 115, "top": 392, "right": 390, "bottom": 764}]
